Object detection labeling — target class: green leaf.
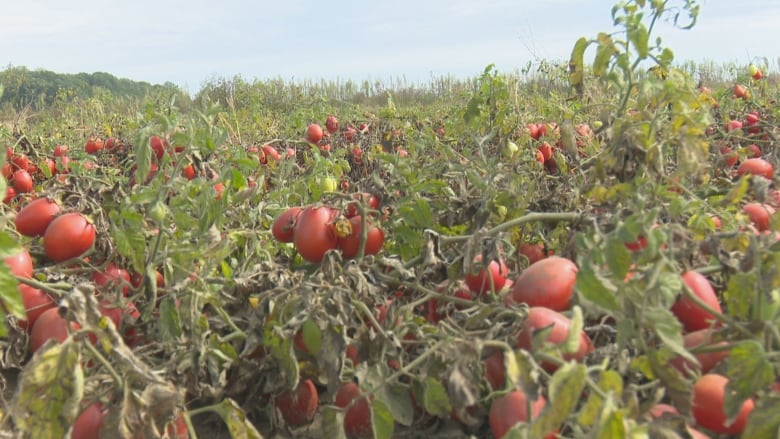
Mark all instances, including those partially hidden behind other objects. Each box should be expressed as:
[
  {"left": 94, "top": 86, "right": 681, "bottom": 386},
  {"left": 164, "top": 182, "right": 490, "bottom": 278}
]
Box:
[
  {"left": 628, "top": 22, "right": 649, "bottom": 58},
  {"left": 371, "top": 398, "right": 395, "bottom": 439},
  {"left": 604, "top": 238, "right": 631, "bottom": 282},
  {"left": 12, "top": 340, "right": 84, "bottom": 438},
  {"left": 398, "top": 198, "right": 434, "bottom": 229},
  {"left": 111, "top": 221, "right": 147, "bottom": 275},
  {"left": 593, "top": 33, "right": 616, "bottom": 77},
  {"left": 422, "top": 376, "right": 452, "bottom": 417},
  {"left": 158, "top": 296, "right": 183, "bottom": 340},
  {"left": 569, "top": 37, "right": 589, "bottom": 93},
  {"left": 320, "top": 406, "right": 347, "bottom": 439},
  {"left": 215, "top": 398, "right": 264, "bottom": 439},
  {"left": 724, "top": 271, "right": 756, "bottom": 320},
  {"left": 576, "top": 262, "right": 621, "bottom": 312},
  {"left": 0, "top": 230, "right": 21, "bottom": 258},
  {"left": 0, "top": 264, "right": 25, "bottom": 319},
  {"left": 577, "top": 370, "right": 624, "bottom": 428},
  {"left": 643, "top": 306, "right": 693, "bottom": 364},
  {"left": 724, "top": 341, "right": 774, "bottom": 422},
  {"left": 741, "top": 395, "right": 780, "bottom": 439},
  {"left": 532, "top": 362, "right": 586, "bottom": 437},
  {"left": 377, "top": 383, "right": 414, "bottom": 427},
  {"left": 134, "top": 132, "right": 152, "bottom": 185}
]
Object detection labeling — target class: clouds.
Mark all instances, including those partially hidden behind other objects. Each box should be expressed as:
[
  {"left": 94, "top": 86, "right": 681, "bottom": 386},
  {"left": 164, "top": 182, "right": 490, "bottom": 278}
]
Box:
[{"left": 1, "top": 0, "right": 777, "bottom": 93}]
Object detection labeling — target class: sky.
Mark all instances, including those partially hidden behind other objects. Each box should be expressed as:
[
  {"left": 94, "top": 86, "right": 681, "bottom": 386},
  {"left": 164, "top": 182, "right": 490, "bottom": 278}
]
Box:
[{"left": 2, "top": 0, "right": 779, "bottom": 93}]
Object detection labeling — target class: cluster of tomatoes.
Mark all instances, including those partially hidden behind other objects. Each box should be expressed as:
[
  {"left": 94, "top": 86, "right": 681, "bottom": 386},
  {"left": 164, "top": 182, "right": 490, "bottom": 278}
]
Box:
[{"left": 271, "top": 193, "right": 384, "bottom": 263}]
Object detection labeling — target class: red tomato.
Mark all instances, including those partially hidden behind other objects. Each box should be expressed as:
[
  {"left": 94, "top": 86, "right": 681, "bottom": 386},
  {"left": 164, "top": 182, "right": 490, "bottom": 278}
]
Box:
[
  {"left": 744, "top": 144, "right": 762, "bottom": 158},
  {"left": 733, "top": 84, "right": 748, "bottom": 99},
  {"left": 647, "top": 403, "right": 678, "bottom": 419},
  {"left": 504, "top": 256, "right": 577, "bottom": 311},
  {"left": 692, "top": 374, "right": 754, "bottom": 435},
  {"left": 515, "top": 306, "right": 593, "bottom": 372},
  {"left": 306, "top": 124, "right": 324, "bottom": 144},
  {"left": 724, "top": 120, "right": 742, "bottom": 132},
  {"left": 149, "top": 136, "right": 169, "bottom": 160},
  {"left": 53, "top": 144, "right": 69, "bottom": 157},
  {"left": 3, "top": 186, "right": 15, "bottom": 204},
  {"left": 343, "top": 125, "right": 357, "bottom": 142},
  {"left": 182, "top": 164, "right": 196, "bottom": 180},
  {"left": 29, "top": 307, "right": 80, "bottom": 352},
  {"left": 4, "top": 248, "right": 34, "bottom": 278},
  {"left": 71, "top": 402, "right": 106, "bottom": 439},
  {"left": 737, "top": 157, "right": 773, "bottom": 179},
  {"left": 489, "top": 390, "right": 549, "bottom": 439},
  {"left": 334, "top": 382, "right": 372, "bottom": 439},
  {"left": 527, "top": 123, "right": 541, "bottom": 140},
  {"left": 11, "top": 154, "right": 29, "bottom": 171},
  {"left": 669, "top": 328, "right": 730, "bottom": 377},
  {"left": 337, "top": 216, "right": 384, "bottom": 259},
  {"left": 271, "top": 207, "right": 302, "bottom": 243},
  {"left": 14, "top": 197, "right": 61, "bottom": 237},
  {"left": 93, "top": 263, "right": 132, "bottom": 296},
  {"left": 261, "top": 144, "right": 281, "bottom": 162},
  {"left": 517, "top": 242, "right": 548, "bottom": 265},
  {"left": 537, "top": 142, "right": 553, "bottom": 162},
  {"left": 43, "top": 212, "right": 96, "bottom": 262},
  {"left": 345, "top": 193, "right": 381, "bottom": 218},
  {"left": 12, "top": 169, "right": 33, "bottom": 193},
  {"left": 534, "top": 149, "right": 545, "bottom": 164},
  {"left": 18, "top": 284, "right": 56, "bottom": 330},
  {"left": 742, "top": 202, "right": 775, "bottom": 231},
  {"left": 464, "top": 255, "right": 509, "bottom": 296},
  {"left": 426, "top": 280, "right": 473, "bottom": 323},
  {"left": 274, "top": 378, "right": 319, "bottom": 427},
  {"left": 325, "top": 116, "right": 339, "bottom": 134},
  {"left": 103, "top": 137, "right": 121, "bottom": 152},
  {"left": 483, "top": 350, "right": 506, "bottom": 391},
  {"left": 84, "top": 137, "right": 103, "bottom": 154},
  {"left": 293, "top": 206, "right": 338, "bottom": 263},
  {"left": 671, "top": 271, "right": 722, "bottom": 332}
]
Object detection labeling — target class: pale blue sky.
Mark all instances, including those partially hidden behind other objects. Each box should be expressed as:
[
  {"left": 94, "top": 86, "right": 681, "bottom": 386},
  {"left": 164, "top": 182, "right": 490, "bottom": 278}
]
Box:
[{"left": 2, "top": 0, "right": 778, "bottom": 92}]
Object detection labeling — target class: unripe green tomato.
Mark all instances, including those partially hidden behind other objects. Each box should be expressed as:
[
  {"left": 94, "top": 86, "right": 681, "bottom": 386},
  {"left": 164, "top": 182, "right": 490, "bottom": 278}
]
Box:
[
  {"left": 320, "top": 175, "right": 337, "bottom": 193},
  {"left": 148, "top": 201, "right": 169, "bottom": 223}
]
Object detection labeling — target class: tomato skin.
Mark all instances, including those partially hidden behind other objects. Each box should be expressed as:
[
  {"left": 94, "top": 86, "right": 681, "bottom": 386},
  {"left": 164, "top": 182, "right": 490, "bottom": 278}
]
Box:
[
  {"left": 18, "top": 284, "right": 56, "bottom": 331},
  {"left": 93, "top": 263, "right": 132, "bottom": 296},
  {"left": 182, "top": 164, "right": 196, "bottom": 180},
  {"left": 515, "top": 306, "right": 593, "bottom": 372},
  {"left": 261, "top": 144, "right": 281, "bottom": 162},
  {"left": 4, "top": 248, "right": 33, "bottom": 278},
  {"left": 483, "top": 350, "right": 506, "bottom": 391},
  {"left": 85, "top": 137, "right": 103, "bottom": 154},
  {"left": 43, "top": 212, "right": 96, "bottom": 263},
  {"left": 274, "top": 378, "right": 319, "bottom": 427},
  {"left": 12, "top": 169, "right": 33, "bottom": 193},
  {"left": 504, "top": 256, "right": 577, "bottom": 311},
  {"left": 306, "top": 123, "right": 324, "bottom": 144},
  {"left": 671, "top": 271, "right": 722, "bottom": 333},
  {"left": 669, "top": 328, "right": 730, "bottom": 377},
  {"left": 14, "top": 197, "right": 61, "bottom": 237},
  {"left": 325, "top": 116, "right": 339, "bottom": 134},
  {"left": 464, "top": 255, "right": 508, "bottom": 296},
  {"left": 692, "top": 374, "right": 754, "bottom": 435},
  {"left": 71, "top": 402, "right": 106, "bottom": 439},
  {"left": 426, "top": 280, "right": 473, "bottom": 323},
  {"left": 53, "top": 144, "right": 69, "bottom": 157},
  {"left": 488, "top": 390, "right": 549, "bottom": 439},
  {"left": 517, "top": 242, "right": 548, "bottom": 265},
  {"left": 737, "top": 157, "right": 773, "bottom": 179},
  {"left": 345, "top": 193, "right": 381, "bottom": 218},
  {"left": 149, "top": 135, "right": 169, "bottom": 160},
  {"left": 293, "top": 206, "right": 338, "bottom": 263},
  {"left": 29, "top": 307, "right": 80, "bottom": 352},
  {"left": 11, "top": 154, "right": 29, "bottom": 171},
  {"left": 337, "top": 216, "right": 384, "bottom": 259},
  {"left": 271, "top": 207, "right": 302, "bottom": 243},
  {"left": 334, "top": 382, "right": 372, "bottom": 439},
  {"left": 742, "top": 202, "right": 775, "bottom": 231}
]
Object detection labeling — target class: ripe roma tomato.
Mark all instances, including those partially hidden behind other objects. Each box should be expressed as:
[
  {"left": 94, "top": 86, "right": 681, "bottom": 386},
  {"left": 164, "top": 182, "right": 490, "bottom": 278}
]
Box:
[
  {"left": 271, "top": 207, "right": 302, "bottom": 243},
  {"left": 515, "top": 306, "right": 593, "bottom": 372},
  {"left": 334, "top": 382, "right": 372, "bottom": 439},
  {"left": 274, "top": 378, "right": 318, "bottom": 427},
  {"left": 337, "top": 215, "right": 384, "bottom": 259},
  {"left": 489, "top": 390, "right": 553, "bottom": 439},
  {"left": 464, "top": 254, "right": 509, "bottom": 296},
  {"left": 29, "top": 307, "right": 80, "bottom": 352},
  {"left": 504, "top": 256, "right": 577, "bottom": 311},
  {"left": 671, "top": 271, "right": 722, "bottom": 332},
  {"left": 43, "top": 212, "right": 96, "bottom": 262},
  {"left": 293, "top": 206, "right": 338, "bottom": 263},
  {"left": 14, "top": 197, "right": 61, "bottom": 237},
  {"left": 691, "top": 374, "right": 754, "bottom": 435}
]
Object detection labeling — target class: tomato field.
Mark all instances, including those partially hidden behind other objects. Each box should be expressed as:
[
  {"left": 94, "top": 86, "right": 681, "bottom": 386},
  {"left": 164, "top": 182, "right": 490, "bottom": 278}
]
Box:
[{"left": 2, "top": 1, "right": 780, "bottom": 438}]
